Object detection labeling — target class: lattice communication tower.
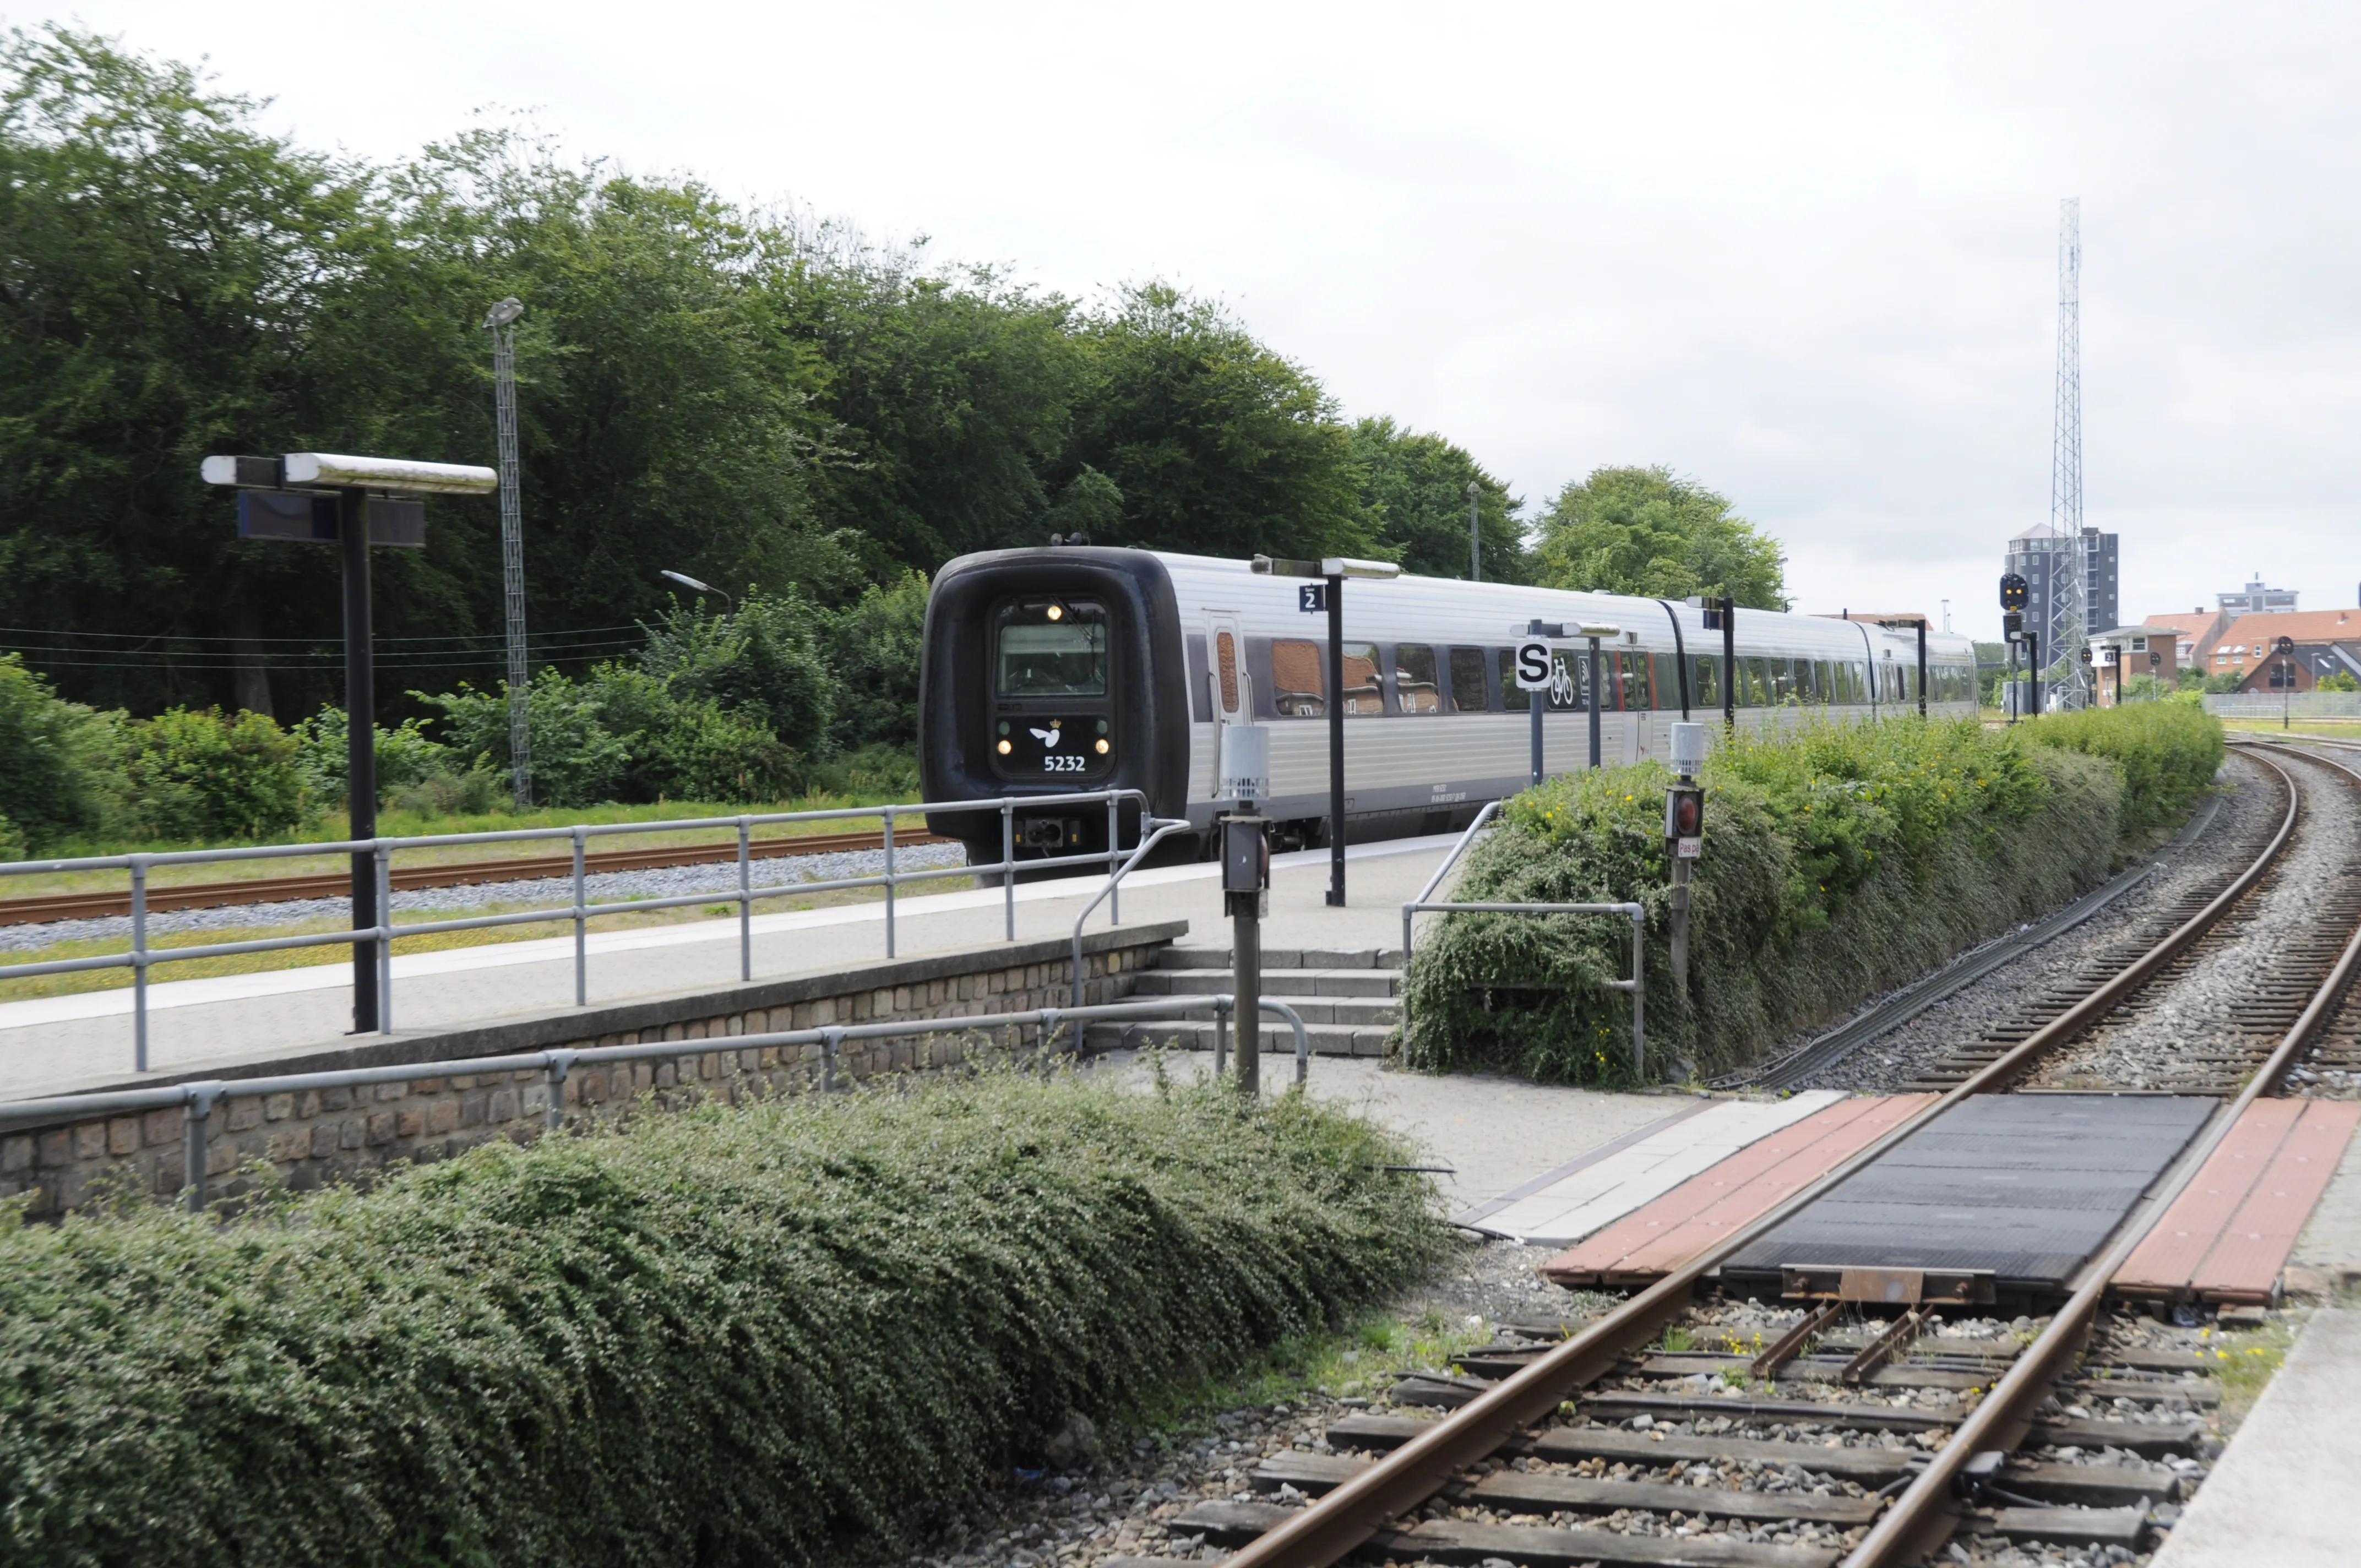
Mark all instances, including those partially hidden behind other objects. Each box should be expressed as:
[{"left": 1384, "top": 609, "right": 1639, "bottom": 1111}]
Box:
[{"left": 2048, "top": 198, "right": 2088, "bottom": 706}]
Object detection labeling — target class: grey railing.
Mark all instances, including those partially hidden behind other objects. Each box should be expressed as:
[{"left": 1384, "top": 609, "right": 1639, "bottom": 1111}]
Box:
[
  {"left": 1408, "top": 800, "right": 1502, "bottom": 912},
  {"left": 1398, "top": 899, "right": 1648, "bottom": 1074},
  {"left": 0, "top": 788, "right": 1153, "bottom": 1072},
  {"left": 0, "top": 990, "right": 1328, "bottom": 1211},
  {"left": 1069, "top": 815, "right": 1194, "bottom": 1008}
]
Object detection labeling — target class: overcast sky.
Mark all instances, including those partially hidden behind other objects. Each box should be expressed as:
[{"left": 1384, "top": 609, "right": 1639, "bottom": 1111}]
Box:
[{"left": 37, "top": 2, "right": 2361, "bottom": 638}]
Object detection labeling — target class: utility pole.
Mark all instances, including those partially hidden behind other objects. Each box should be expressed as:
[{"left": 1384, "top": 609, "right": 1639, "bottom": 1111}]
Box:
[
  {"left": 1466, "top": 479, "right": 1482, "bottom": 582},
  {"left": 485, "top": 297, "right": 532, "bottom": 810}
]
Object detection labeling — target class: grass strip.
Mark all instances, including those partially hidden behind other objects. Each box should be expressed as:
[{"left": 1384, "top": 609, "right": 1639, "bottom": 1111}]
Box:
[{"left": 0, "top": 1071, "right": 1448, "bottom": 1566}]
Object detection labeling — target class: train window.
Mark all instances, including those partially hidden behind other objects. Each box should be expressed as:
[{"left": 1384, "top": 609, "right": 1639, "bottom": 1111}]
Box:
[
  {"left": 1766, "top": 657, "right": 1795, "bottom": 704},
  {"left": 1497, "top": 649, "right": 1530, "bottom": 711},
  {"left": 1691, "top": 654, "right": 1722, "bottom": 707},
  {"left": 1215, "top": 631, "right": 1240, "bottom": 714},
  {"left": 1813, "top": 660, "right": 1834, "bottom": 702},
  {"left": 1743, "top": 657, "right": 1770, "bottom": 706},
  {"left": 1791, "top": 660, "right": 1815, "bottom": 702},
  {"left": 1828, "top": 661, "right": 1851, "bottom": 704},
  {"left": 1393, "top": 645, "right": 1441, "bottom": 714},
  {"left": 1618, "top": 651, "right": 1653, "bottom": 711},
  {"left": 1341, "top": 643, "right": 1383, "bottom": 715},
  {"left": 1847, "top": 661, "right": 1868, "bottom": 703},
  {"left": 1272, "top": 640, "right": 1325, "bottom": 717},
  {"left": 996, "top": 601, "right": 1108, "bottom": 697},
  {"left": 1448, "top": 647, "right": 1490, "bottom": 712}
]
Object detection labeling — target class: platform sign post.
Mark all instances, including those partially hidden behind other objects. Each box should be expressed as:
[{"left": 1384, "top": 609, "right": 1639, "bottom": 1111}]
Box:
[
  {"left": 1578, "top": 623, "right": 1621, "bottom": 770},
  {"left": 1219, "top": 725, "right": 1271, "bottom": 1096},
  {"left": 1252, "top": 553, "right": 1399, "bottom": 908},
  {"left": 1514, "top": 625, "right": 1562, "bottom": 787},
  {"left": 205, "top": 453, "right": 497, "bottom": 1036}
]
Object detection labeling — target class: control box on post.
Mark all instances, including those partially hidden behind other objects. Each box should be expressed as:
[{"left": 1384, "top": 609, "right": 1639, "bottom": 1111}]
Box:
[
  {"left": 1217, "top": 723, "right": 1271, "bottom": 1093},
  {"left": 1664, "top": 722, "right": 1707, "bottom": 1000}
]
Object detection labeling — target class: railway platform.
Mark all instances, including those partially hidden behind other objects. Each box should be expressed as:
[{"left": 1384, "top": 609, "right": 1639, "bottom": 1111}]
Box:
[{"left": 0, "top": 831, "right": 1461, "bottom": 1100}]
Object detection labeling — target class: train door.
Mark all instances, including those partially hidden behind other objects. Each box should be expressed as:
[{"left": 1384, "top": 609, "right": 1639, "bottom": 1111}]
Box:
[{"left": 1207, "top": 615, "right": 1250, "bottom": 733}]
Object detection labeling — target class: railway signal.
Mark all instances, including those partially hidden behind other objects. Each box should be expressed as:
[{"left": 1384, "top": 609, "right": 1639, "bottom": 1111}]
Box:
[
  {"left": 1218, "top": 724, "right": 1271, "bottom": 1096},
  {"left": 204, "top": 451, "right": 497, "bottom": 1037}
]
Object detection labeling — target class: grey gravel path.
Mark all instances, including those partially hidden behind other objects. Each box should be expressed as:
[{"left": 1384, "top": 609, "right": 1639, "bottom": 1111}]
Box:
[
  {"left": 1797, "top": 755, "right": 2283, "bottom": 1095},
  {"left": 0, "top": 842, "right": 970, "bottom": 952}
]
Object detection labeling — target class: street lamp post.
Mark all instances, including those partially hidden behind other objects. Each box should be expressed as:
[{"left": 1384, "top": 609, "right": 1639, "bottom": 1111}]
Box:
[
  {"left": 661, "top": 569, "right": 735, "bottom": 616},
  {"left": 1466, "top": 479, "right": 1482, "bottom": 582}
]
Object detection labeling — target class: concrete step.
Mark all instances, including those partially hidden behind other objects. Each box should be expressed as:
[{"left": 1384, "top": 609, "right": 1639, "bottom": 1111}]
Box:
[
  {"left": 1157, "top": 945, "right": 1405, "bottom": 971},
  {"left": 1132, "top": 968, "right": 1401, "bottom": 999},
  {"left": 1112, "top": 997, "right": 1397, "bottom": 1027},
  {"left": 1082, "top": 1019, "right": 1391, "bottom": 1058}
]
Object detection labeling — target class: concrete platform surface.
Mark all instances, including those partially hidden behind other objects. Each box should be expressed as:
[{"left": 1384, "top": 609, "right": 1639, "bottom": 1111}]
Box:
[
  {"left": 1092, "top": 1050, "right": 1679, "bottom": 1212},
  {"left": 0, "top": 832, "right": 1464, "bottom": 1101},
  {"left": 2150, "top": 1305, "right": 2361, "bottom": 1568}
]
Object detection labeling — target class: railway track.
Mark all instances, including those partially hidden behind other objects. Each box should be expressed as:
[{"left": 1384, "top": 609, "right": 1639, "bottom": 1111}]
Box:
[
  {"left": 1120, "top": 737, "right": 2361, "bottom": 1568},
  {"left": 0, "top": 827, "right": 951, "bottom": 927}
]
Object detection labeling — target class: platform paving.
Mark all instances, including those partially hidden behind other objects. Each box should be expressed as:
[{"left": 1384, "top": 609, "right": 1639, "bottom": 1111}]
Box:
[
  {"left": 2118, "top": 1098, "right": 2361, "bottom": 1305},
  {"left": 0, "top": 832, "right": 1461, "bottom": 1101},
  {"left": 2149, "top": 1305, "right": 2361, "bottom": 1568}
]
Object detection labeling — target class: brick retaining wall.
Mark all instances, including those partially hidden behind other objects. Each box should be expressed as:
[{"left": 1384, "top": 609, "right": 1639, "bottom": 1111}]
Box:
[{"left": 1, "top": 920, "right": 1187, "bottom": 1217}]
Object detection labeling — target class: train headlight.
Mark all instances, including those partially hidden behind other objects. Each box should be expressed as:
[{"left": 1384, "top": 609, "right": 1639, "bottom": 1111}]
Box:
[
  {"left": 1046, "top": 604, "right": 1063, "bottom": 620},
  {"left": 997, "top": 739, "right": 1012, "bottom": 755},
  {"left": 1095, "top": 738, "right": 1109, "bottom": 755}
]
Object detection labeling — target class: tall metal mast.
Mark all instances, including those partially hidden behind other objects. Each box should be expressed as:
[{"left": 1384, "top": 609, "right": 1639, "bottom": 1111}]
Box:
[
  {"left": 2048, "top": 198, "right": 2087, "bottom": 707},
  {"left": 484, "top": 297, "right": 531, "bottom": 808}
]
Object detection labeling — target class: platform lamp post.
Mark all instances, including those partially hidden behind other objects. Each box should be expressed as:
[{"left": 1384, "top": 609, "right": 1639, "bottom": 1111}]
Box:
[
  {"left": 203, "top": 453, "right": 498, "bottom": 1035},
  {"left": 483, "top": 296, "right": 531, "bottom": 811},
  {"left": 1252, "top": 553, "right": 1401, "bottom": 906}
]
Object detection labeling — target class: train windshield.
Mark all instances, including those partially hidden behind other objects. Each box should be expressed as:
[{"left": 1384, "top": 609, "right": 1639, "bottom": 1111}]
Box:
[{"left": 996, "top": 602, "right": 1108, "bottom": 696}]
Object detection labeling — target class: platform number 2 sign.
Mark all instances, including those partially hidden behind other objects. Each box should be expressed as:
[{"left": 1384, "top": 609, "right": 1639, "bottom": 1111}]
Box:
[{"left": 1514, "top": 639, "right": 1553, "bottom": 691}]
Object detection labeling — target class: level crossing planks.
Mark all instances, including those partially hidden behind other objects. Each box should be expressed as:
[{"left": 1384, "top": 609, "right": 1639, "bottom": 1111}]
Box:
[
  {"left": 2117, "top": 1098, "right": 2361, "bottom": 1305},
  {"left": 1541, "top": 1093, "right": 1933, "bottom": 1287}
]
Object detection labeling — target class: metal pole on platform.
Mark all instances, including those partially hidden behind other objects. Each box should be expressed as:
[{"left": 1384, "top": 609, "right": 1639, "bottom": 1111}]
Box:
[
  {"left": 1528, "top": 618, "right": 1546, "bottom": 787},
  {"left": 1587, "top": 632, "right": 1604, "bottom": 769},
  {"left": 341, "top": 487, "right": 379, "bottom": 1035},
  {"left": 1326, "top": 572, "right": 1346, "bottom": 907}
]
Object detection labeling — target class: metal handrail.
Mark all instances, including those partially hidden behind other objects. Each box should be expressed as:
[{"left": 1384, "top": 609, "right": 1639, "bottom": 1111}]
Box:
[
  {"left": 1068, "top": 816, "right": 1193, "bottom": 1007},
  {"left": 1409, "top": 799, "right": 1502, "bottom": 910},
  {"left": 0, "top": 991, "right": 1295, "bottom": 1212},
  {"left": 1398, "top": 899, "right": 1647, "bottom": 1075},
  {"left": 0, "top": 788, "right": 1159, "bottom": 1071}
]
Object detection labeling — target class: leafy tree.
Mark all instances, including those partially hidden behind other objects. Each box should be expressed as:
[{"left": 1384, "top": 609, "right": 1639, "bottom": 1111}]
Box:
[
  {"left": 639, "top": 591, "right": 834, "bottom": 751},
  {"left": 0, "top": 654, "right": 102, "bottom": 847},
  {"left": 1350, "top": 417, "right": 1526, "bottom": 580},
  {"left": 1065, "top": 286, "right": 1373, "bottom": 562},
  {"left": 1532, "top": 466, "right": 1786, "bottom": 608},
  {"left": 2319, "top": 669, "right": 2358, "bottom": 693},
  {"left": 820, "top": 571, "right": 929, "bottom": 753},
  {"left": 103, "top": 707, "right": 305, "bottom": 841}
]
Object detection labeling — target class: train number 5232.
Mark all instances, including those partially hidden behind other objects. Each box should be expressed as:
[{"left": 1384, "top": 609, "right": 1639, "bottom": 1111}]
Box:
[{"left": 1042, "top": 754, "right": 1090, "bottom": 773}]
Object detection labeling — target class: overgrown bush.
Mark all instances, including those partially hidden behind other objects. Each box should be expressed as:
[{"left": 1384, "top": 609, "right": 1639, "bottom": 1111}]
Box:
[
  {"left": 0, "top": 654, "right": 100, "bottom": 849},
  {"left": 98, "top": 706, "right": 305, "bottom": 842},
  {"left": 421, "top": 667, "right": 630, "bottom": 809},
  {"left": 584, "top": 665, "right": 804, "bottom": 802},
  {"left": 289, "top": 707, "right": 453, "bottom": 798},
  {"left": 0, "top": 1073, "right": 1445, "bottom": 1566},
  {"left": 1400, "top": 717, "right": 2123, "bottom": 1084},
  {"left": 640, "top": 591, "right": 836, "bottom": 752},
  {"left": 821, "top": 570, "right": 928, "bottom": 753},
  {"left": 2019, "top": 700, "right": 2224, "bottom": 837}
]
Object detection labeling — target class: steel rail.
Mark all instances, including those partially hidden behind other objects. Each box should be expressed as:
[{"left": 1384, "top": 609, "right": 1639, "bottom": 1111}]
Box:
[
  {"left": 1225, "top": 748, "right": 2305, "bottom": 1568},
  {"left": 0, "top": 829, "right": 954, "bottom": 925},
  {"left": 1847, "top": 740, "right": 2361, "bottom": 1565}
]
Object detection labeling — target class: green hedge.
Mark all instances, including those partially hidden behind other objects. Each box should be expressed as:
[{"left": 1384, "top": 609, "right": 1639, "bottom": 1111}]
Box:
[
  {"left": 1400, "top": 712, "right": 2207, "bottom": 1084},
  {"left": 2018, "top": 700, "right": 2224, "bottom": 837},
  {"left": 0, "top": 1074, "right": 1443, "bottom": 1567}
]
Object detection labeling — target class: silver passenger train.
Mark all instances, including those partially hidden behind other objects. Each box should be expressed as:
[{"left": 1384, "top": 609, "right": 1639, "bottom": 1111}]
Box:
[{"left": 918, "top": 547, "right": 1979, "bottom": 865}]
